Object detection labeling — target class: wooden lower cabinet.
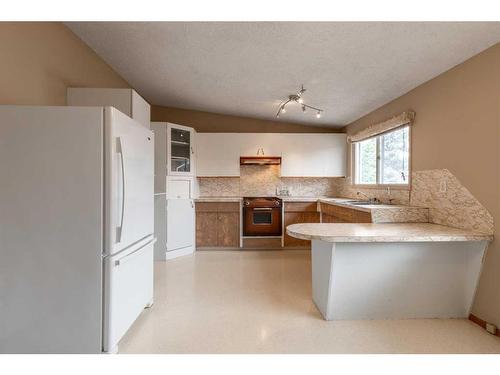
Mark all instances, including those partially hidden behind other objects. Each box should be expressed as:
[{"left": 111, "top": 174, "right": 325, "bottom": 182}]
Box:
[
  {"left": 354, "top": 210, "right": 372, "bottom": 223},
  {"left": 196, "top": 202, "right": 240, "bottom": 248},
  {"left": 217, "top": 212, "right": 240, "bottom": 247},
  {"left": 284, "top": 202, "right": 320, "bottom": 248},
  {"left": 321, "top": 212, "right": 348, "bottom": 223},
  {"left": 320, "top": 202, "right": 372, "bottom": 223},
  {"left": 196, "top": 212, "right": 218, "bottom": 247},
  {"left": 195, "top": 200, "right": 371, "bottom": 249}
]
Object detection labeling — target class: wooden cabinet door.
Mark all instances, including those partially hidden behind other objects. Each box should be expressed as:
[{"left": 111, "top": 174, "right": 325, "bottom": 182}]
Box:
[
  {"left": 196, "top": 212, "right": 218, "bottom": 247},
  {"left": 217, "top": 212, "right": 240, "bottom": 247},
  {"left": 321, "top": 213, "right": 337, "bottom": 223},
  {"left": 284, "top": 211, "right": 320, "bottom": 247},
  {"left": 354, "top": 210, "right": 372, "bottom": 223},
  {"left": 284, "top": 212, "right": 303, "bottom": 247}
]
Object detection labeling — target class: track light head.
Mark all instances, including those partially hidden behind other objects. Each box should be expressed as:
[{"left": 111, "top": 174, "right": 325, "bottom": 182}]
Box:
[{"left": 276, "top": 85, "right": 323, "bottom": 119}]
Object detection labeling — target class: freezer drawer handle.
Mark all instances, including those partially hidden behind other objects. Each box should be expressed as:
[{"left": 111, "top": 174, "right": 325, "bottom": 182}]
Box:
[
  {"left": 116, "top": 137, "right": 125, "bottom": 243},
  {"left": 114, "top": 238, "right": 156, "bottom": 267}
]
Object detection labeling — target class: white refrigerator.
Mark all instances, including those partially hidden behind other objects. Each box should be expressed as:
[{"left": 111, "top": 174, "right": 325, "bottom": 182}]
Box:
[{"left": 0, "top": 105, "right": 155, "bottom": 353}]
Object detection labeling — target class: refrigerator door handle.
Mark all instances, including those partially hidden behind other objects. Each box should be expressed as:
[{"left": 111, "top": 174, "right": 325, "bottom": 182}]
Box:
[
  {"left": 114, "top": 237, "right": 156, "bottom": 267},
  {"left": 116, "top": 137, "right": 125, "bottom": 243}
]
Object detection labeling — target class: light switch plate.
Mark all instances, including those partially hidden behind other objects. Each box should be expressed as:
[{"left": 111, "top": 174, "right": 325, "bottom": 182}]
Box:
[{"left": 439, "top": 180, "right": 447, "bottom": 193}]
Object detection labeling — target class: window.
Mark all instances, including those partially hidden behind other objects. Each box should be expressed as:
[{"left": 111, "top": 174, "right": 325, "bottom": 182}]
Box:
[{"left": 354, "top": 126, "right": 410, "bottom": 186}]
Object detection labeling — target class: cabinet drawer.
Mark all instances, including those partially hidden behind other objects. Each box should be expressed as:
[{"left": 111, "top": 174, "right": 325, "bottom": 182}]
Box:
[
  {"left": 195, "top": 202, "right": 218, "bottom": 212},
  {"left": 167, "top": 179, "right": 191, "bottom": 199},
  {"left": 284, "top": 202, "right": 318, "bottom": 212},
  {"left": 195, "top": 202, "right": 240, "bottom": 212},
  {"left": 216, "top": 202, "right": 240, "bottom": 212}
]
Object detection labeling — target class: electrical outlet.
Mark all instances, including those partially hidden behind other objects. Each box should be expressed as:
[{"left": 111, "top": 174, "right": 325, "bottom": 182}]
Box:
[
  {"left": 486, "top": 322, "right": 497, "bottom": 335},
  {"left": 439, "top": 180, "right": 447, "bottom": 193}
]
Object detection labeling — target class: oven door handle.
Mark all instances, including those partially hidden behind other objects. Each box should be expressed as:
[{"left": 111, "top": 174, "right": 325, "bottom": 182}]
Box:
[{"left": 252, "top": 207, "right": 273, "bottom": 211}]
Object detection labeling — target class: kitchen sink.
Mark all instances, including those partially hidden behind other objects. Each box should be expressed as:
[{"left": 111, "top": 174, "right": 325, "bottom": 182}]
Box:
[{"left": 344, "top": 200, "right": 383, "bottom": 205}]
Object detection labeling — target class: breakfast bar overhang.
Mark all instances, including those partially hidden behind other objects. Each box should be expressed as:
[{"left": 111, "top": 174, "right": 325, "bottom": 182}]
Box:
[{"left": 287, "top": 223, "right": 492, "bottom": 320}]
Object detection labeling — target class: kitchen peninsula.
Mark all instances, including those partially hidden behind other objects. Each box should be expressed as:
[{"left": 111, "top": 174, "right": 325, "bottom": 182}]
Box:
[{"left": 287, "top": 223, "right": 492, "bottom": 321}]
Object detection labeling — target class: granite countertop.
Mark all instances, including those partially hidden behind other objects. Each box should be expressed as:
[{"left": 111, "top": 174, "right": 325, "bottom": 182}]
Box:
[
  {"left": 318, "top": 198, "right": 415, "bottom": 213},
  {"left": 281, "top": 196, "right": 327, "bottom": 202},
  {"left": 317, "top": 198, "right": 429, "bottom": 223},
  {"left": 194, "top": 196, "right": 325, "bottom": 202},
  {"left": 195, "top": 197, "right": 243, "bottom": 202},
  {"left": 194, "top": 196, "right": 428, "bottom": 221},
  {"left": 286, "top": 223, "right": 493, "bottom": 243}
]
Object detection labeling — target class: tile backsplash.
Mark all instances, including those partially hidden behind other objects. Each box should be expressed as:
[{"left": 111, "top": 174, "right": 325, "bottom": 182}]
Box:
[
  {"left": 333, "top": 178, "right": 411, "bottom": 205},
  {"left": 198, "top": 166, "right": 493, "bottom": 234},
  {"left": 197, "top": 177, "right": 240, "bottom": 197},
  {"left": 198, "top": 165, "right": 339, "bottom": 197},
  {"left": 410, "top": 169, "right": 493, "bottom": 234}
]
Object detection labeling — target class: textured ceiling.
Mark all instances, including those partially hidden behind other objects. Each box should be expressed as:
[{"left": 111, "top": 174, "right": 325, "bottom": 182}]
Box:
[{"left": 66, "top": 22, "right": 500, "bottom": 128}]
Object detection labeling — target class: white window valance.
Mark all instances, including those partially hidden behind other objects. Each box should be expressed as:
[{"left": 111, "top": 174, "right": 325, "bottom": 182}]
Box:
[{"left": 347, "top": 111, "right": 415, "bottom": 143}]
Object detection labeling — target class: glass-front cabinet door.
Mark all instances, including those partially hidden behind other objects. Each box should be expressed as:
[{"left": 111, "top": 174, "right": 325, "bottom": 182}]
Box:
[{"left": 167, "top": 123, "right": 195, "bottom": 176}]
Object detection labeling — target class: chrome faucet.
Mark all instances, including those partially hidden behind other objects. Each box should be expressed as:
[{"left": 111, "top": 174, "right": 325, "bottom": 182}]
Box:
[
  {"left": 386, "top": 186, "right": 395, "bottom": 205},
  {"left": 357, "top": 191, "right": 377, "bottom": 203}
]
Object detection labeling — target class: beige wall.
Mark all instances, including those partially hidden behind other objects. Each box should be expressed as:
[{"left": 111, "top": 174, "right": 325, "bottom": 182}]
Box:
[
  {"left": 152, "top": 105, "right": 340, "bottom": 133},
  {"left": 0, "top": 21, "right": 338, "bottom": 134},
  {"left": 344, "top": 43, "right": 500, "bottom": 326},
  {"left": 0, "top": 22, "right": 129, "bottom": 106}
]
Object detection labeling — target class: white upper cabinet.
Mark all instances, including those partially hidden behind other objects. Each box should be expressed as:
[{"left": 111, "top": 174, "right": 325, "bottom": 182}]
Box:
[
  {"left": 167, "top": 123, "right": 196, "bottom": 177},
  {"left": 196, "top": 133, "right": 346, "bottom": 177},
  {"left": 67, "top": 88, "right": 151, "bottom": 129},
  {"left": 196, "top": 133, "right": 242, "bottom": 177},
  {"left": 280, "top": 134, "right": 347, "bottom": 177}
]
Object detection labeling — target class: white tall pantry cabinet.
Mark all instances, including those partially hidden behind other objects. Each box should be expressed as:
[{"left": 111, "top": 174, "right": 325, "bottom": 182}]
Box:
[{"left": 152, "top": 122, "right": 197, "bottom": 260}]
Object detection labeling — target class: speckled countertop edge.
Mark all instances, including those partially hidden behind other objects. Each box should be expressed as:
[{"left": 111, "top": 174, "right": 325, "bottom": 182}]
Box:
[
  {"left": 194, "top": 196, "right": 427, "bottom": 214},
  {"left": 286, "top": 223, "right": 493, "bottom": 243},
  {"left": 194, "top": 197, "right": 243, "bottom": 202}
]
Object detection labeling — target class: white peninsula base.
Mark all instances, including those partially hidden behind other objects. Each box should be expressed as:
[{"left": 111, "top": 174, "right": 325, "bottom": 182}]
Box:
[
  {"left": 287, "top": 223, "right": 492, "bottom": 321},
  {"left": 312, "top": 240, "right": 488, "bottom": 320}
]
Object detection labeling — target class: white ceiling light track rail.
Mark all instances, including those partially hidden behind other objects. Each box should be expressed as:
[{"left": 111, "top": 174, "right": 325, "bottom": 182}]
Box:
[{"left": 276, "top": 84, "right": 324, "bottom": 119}]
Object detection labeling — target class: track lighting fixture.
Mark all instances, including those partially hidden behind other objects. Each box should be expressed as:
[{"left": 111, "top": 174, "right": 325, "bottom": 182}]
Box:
[{"left": 275, "top": 84, "right": 324, "bottom": 119}]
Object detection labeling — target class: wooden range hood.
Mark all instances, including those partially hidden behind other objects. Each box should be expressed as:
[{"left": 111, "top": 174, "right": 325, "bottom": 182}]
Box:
[{"left": 239, "top": 156, "right": 281, "bottom": 165}]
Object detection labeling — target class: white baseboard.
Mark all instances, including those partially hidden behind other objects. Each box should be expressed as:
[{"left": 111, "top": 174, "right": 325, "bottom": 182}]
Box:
[{"left": 164, "top": 246, "right": 195, "bottom": 260}]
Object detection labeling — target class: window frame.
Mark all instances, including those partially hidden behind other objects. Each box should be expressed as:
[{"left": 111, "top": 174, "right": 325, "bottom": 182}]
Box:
[{"left": 351, "top": 125, "right": 411, "bottom": 190}]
